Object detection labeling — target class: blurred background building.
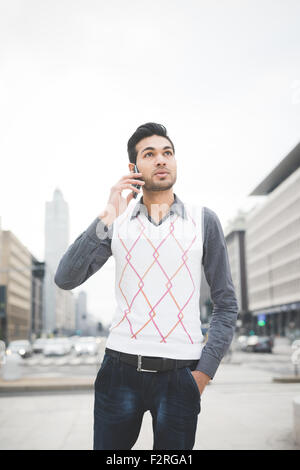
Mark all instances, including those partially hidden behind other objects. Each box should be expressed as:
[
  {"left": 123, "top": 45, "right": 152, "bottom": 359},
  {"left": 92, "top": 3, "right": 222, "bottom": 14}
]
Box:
[
  {"left": 0, "top": 226, "right": 33, "bottom": 343},
  {"left": 0, "top": 188, "right": 78, "bottom": 344},
  {"left": 74, "top": 291, "right": 107, "bottom": 336},
  {"left": 225, "top": 210, "right": 249, "bottom": 333},
  {"left": 43, "top": 188, "right": 75, "bottom": 336},
  {"left": 245, "top": 142, "right": 300, "bottom": 340},
  {"left": 201, "top": 141, "right": 300, "bottom": 341},
  {"left": 31, "top": 256, "right": 45, "bottom": 340}
]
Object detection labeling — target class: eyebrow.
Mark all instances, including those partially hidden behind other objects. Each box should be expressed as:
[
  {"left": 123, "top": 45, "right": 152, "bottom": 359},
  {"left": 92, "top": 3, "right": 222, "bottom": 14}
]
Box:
[{"left": 141, "top": 146, "right": 173, "bottom": 154}]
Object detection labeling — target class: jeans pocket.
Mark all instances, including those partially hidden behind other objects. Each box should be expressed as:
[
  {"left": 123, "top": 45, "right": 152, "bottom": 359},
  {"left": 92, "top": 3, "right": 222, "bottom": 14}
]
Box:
[
  {"left": 185, "top": 367, "right": 201, "bottom": 401},
  {"left": 94, "top": 354, "right": 113, "bottom": 389}
]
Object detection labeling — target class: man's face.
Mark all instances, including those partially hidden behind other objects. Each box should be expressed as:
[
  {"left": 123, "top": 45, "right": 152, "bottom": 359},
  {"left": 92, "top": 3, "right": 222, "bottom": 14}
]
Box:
[{"left": 133, "top": 135, "right": 177, "bottom": 192}]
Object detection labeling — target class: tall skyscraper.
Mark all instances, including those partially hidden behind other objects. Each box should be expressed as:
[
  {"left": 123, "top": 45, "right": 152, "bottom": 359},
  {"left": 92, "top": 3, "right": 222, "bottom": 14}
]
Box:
[{"left": 43, "top": 188, "right": 73, "bottom": 334}]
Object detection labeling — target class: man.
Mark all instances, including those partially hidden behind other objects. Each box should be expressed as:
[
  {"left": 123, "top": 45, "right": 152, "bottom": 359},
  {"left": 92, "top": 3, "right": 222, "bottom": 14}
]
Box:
[{"left": 54, "top": 122, "right": 238, "bottom": 450}]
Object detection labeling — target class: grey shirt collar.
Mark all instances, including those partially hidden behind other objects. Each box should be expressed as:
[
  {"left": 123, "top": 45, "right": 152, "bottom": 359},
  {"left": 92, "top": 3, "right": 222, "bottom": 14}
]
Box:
[{"left": 130, "top": 192, "right": 188, "bottom": 222}]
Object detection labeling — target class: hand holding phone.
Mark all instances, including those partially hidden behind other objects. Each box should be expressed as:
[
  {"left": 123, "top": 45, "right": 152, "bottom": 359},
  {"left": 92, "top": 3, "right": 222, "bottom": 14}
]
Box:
[{"left": 98, "top": 169, "right": 144, "bottom": 225}]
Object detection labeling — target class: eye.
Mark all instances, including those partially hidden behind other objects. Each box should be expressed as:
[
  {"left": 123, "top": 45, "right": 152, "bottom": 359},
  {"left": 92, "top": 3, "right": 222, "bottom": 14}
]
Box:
[{"left": 144, "top": 150, "right": 173, "bottom": 157}]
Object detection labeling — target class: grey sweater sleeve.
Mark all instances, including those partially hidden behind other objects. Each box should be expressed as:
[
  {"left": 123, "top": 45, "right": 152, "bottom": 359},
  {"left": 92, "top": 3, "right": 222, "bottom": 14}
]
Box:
[
  {"left": 54, "top": 217, "right": 113, "bottom": 290},
  {"left": 195, "top": 207, "right": 239, "bottom": 379}
]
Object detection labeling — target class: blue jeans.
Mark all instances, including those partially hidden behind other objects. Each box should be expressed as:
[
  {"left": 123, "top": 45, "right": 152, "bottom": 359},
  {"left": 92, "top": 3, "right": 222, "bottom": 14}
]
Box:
[{"left": 93, "top": 352, "right": 201, "bottom": 450}]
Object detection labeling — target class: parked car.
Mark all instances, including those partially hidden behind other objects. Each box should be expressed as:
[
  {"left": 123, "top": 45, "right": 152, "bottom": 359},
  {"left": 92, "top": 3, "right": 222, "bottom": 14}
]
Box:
[
  {"left": 74, "top": 336, "right": 99, "bottom": 356},
  {"left": 32, "top": 338, "right": 48, "bottom": 354},
  {"left": 246, "top": 335, "right": 273, "bottom": 353},
  {"left": 6, "top": 340, "right": 33, "bottom": 358},
  {"left": 236, "top": 335, "right": 248, "bottom": 351},
  {"left": 43, "top": 337, "right": 72, "bottom": 356}
]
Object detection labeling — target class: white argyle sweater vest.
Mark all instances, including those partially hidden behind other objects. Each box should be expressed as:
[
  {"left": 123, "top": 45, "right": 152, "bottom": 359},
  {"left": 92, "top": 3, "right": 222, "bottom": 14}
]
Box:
[{"left": 105, "top": 197, "right": 204, "bottom": 360}]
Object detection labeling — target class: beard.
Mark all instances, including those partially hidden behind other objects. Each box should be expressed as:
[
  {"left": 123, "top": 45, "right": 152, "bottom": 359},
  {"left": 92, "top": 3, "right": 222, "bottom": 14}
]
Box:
[{"left": 144, "top": 173, "right": 177, "bottom": 192}]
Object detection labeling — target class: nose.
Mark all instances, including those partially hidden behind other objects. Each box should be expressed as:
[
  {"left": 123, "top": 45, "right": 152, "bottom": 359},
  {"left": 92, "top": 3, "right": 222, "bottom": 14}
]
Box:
[{"left": 155, "top": 152, "right": 167, "bottom": 165}]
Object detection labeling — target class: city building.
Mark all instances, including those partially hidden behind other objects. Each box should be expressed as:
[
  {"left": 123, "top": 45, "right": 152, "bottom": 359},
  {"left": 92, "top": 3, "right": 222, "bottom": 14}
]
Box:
[
  {"left": 55, "top": 286, "right": 75, "bottom": 335},
  {"left": 225, "top": 210, "right": 250, "bottom": 332},
  {"left": 0, "top": 228, "right": 32, "bottom": 343},
  {"left": 31, "top": 257, "right": 45, "bottom": 340},
  {"left": 246, "top": 142, "right": 300, "bottom": 338},
  {"left": 74, "top": 291, "right": 101, "bottom": 336},
  {"left": 43, "top": 188, "right": 75, "bottom": 335}
]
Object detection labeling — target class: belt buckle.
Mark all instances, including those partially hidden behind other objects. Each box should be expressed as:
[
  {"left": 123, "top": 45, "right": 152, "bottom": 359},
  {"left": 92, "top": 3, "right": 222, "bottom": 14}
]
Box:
[{"left": 137, "top": 355, "right": 157, "bottom": 373}]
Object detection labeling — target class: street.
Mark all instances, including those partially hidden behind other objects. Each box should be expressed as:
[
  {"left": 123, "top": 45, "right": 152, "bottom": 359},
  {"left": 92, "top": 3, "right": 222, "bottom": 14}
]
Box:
[
  {"left": 10, "top": 336, "right": 297, "bottom": 379},
  {"left": 10, "top": 336, "right": 298, "bottom": 381},
  {"left": 0, "top": 337, "right": 299, "bottom": 450},
  {"left": 6, "top": 336, "right": 108, "bottom": 379}
]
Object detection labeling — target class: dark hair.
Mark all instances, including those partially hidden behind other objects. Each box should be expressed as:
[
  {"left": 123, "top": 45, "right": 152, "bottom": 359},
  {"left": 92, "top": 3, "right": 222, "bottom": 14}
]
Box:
[{"left": 127, "top": 122, "right": 175, "bottom": 165}]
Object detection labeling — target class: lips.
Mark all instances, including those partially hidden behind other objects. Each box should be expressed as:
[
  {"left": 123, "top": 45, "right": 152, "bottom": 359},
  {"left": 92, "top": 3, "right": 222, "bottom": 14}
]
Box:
[{"left": 154, "top": 170, "right": 169, "bottom": 176}]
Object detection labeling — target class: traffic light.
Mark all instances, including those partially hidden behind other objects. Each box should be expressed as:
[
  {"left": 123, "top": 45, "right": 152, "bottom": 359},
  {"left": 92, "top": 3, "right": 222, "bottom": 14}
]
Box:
[{"left": 257, "top": 314, "right": 266, "bottom": 327}]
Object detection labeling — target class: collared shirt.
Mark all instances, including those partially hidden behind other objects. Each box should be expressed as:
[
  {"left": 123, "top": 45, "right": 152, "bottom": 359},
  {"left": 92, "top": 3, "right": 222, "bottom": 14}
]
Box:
[
  {"left": 55, "top": 193, "right": 238, "bottom": 379},
  {"left": 130, "top": 193, "right": 188, "bottom": 224}
]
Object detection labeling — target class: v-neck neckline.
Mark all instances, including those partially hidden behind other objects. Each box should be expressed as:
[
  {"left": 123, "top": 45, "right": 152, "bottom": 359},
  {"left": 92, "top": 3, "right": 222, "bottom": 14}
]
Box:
[{"left": 145, "top": 212, "right": 174, "bottom": 227}]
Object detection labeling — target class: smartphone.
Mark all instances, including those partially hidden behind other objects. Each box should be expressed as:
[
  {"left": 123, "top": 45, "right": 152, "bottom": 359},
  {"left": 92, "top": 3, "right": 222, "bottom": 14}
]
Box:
[{"left": 132, "top": 164, "right": 142, "bottom": 199}]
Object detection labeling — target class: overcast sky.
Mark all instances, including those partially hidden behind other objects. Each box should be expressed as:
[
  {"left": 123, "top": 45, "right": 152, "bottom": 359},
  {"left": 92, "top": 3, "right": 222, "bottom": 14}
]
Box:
[{"left": 1, "top": 0, "right": 300, "bottom": 327}]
